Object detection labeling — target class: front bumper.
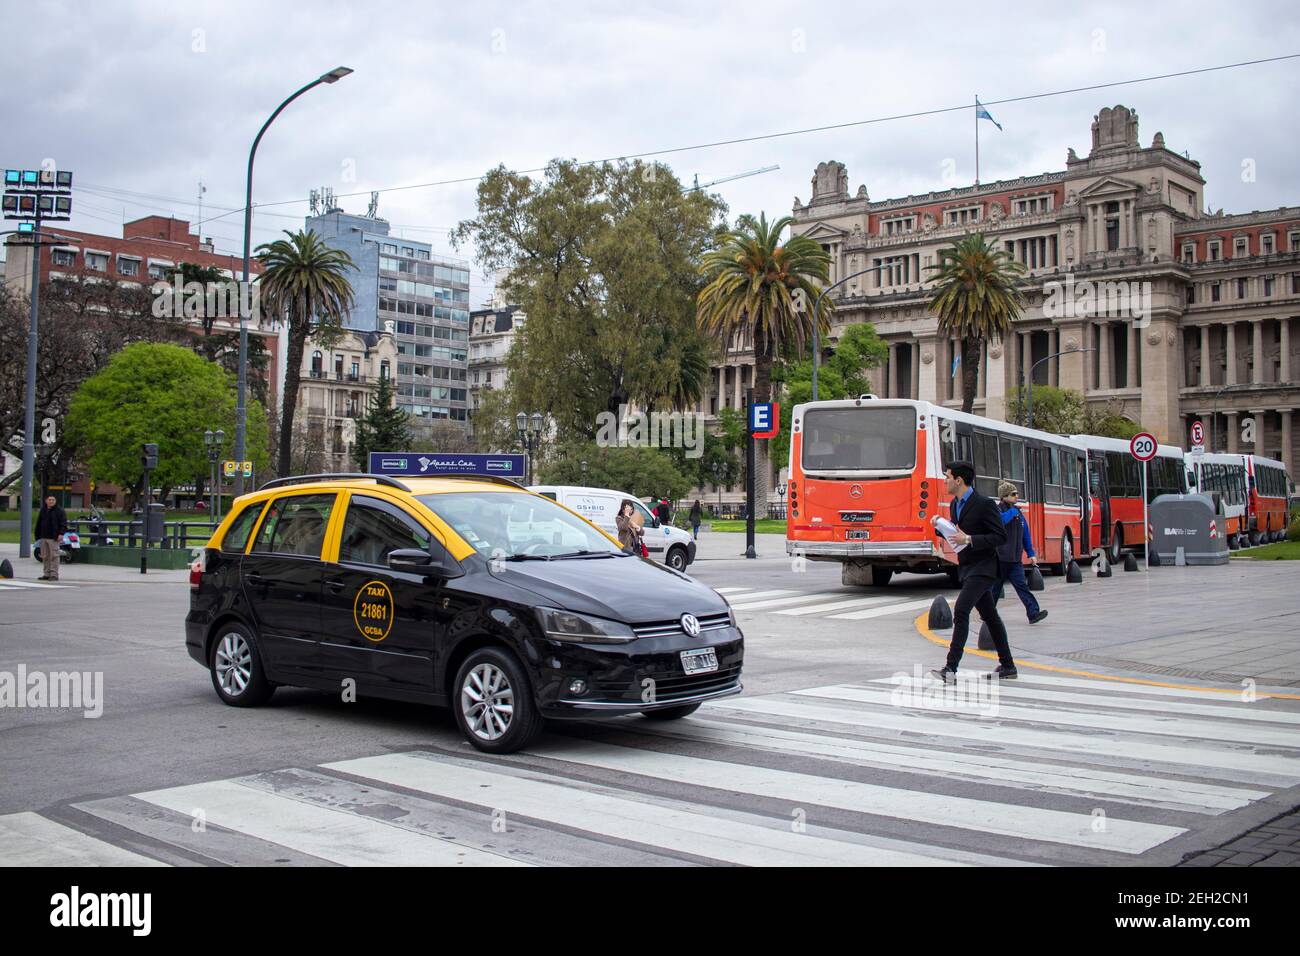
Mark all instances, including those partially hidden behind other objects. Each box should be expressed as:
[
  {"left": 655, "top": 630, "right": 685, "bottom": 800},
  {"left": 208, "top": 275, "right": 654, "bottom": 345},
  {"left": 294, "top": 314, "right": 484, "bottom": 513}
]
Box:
[{"left": 532, "top": 625, "right": 744, "bottom": 718}]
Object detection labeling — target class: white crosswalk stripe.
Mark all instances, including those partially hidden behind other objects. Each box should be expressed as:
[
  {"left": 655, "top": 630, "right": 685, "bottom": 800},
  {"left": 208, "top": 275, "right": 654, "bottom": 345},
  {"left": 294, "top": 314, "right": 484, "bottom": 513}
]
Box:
[
  {"left": 719, "top": 586, "right": 943, "bottom": 621},
  {"left": 5, "top": 676, "right": 1297, "bottom": 866},
  {"left": 0, "top": 579, "right": 74, "bottom": 589}
]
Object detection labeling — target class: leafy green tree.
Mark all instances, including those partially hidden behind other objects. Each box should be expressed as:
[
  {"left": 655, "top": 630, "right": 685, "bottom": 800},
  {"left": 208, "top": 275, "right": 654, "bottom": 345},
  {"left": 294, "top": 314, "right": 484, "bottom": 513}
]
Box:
[
  {"left": 697, "top": 212, "right": 834, "bottom": 506},
  {"left": 255, "top": 230, "right": 356, "bottom": 475},
  {"left": 64, "top": 343, "right": 270, "bottom": 507},
  {"left": 926, "top": 232, "right": 1026, "bottom": 413},
  {"left": 453, "top": 159, "right": 725, "bottom": 441},
  {"left": 769, "top": 323, "right": 888, "bottom": 468},
  {"left": 1007, "top": 384, "right": 1142, "bottom": 438},
  {"left": 352, "top": 377, "right": 413, "bottom": 469},
  {"left": 538, "top": 442, "right": 693, "bottom": 500}
]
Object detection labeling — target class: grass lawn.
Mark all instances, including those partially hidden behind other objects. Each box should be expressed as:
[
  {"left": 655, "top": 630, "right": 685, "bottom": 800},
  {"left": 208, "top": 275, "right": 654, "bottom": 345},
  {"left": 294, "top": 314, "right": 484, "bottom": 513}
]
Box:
[
  {"left": 706, "top": 519, "right": 787, "bottom": 534},
  {"left": 1233, "top": 539, "right": 1300, "bottom": 560}
]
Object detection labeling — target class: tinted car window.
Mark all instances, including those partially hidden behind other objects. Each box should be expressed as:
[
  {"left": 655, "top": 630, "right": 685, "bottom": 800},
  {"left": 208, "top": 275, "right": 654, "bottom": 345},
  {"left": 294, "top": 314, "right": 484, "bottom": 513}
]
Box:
[
  {"left": 221, "top": 502, "right": 264, "bottom": 553},
  {"left": 339, "top": 496, "right": 431, "bottom": 566},
  {"left": 419, "top": 491, "right": 624, "bottom": 558},
  {"left": 252, "top": 494, "right": 335, "bottom": 557}
]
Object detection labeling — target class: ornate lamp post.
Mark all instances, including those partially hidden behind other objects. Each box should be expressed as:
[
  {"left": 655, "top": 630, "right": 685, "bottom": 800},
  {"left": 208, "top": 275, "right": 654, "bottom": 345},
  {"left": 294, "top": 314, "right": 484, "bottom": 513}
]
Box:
[{"left": 515, "top": 411, "right": 544, "bottom": 484}]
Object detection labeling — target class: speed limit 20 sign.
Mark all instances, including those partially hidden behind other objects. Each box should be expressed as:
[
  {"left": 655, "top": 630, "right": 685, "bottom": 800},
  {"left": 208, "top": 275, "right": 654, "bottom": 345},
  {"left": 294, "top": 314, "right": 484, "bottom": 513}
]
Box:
[{"left": 1130, "top": 432, "right": 1158, "bottom": 462}]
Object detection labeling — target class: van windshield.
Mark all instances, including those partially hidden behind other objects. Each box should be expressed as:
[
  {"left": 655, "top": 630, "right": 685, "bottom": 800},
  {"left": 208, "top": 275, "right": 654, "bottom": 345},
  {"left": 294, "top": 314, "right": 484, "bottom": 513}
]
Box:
[
  {"left": 418, "top": 492, "right": 626, "bottom": 559},
  {"left": 801, "top": 406, "right": 917, "bottom": 472}
]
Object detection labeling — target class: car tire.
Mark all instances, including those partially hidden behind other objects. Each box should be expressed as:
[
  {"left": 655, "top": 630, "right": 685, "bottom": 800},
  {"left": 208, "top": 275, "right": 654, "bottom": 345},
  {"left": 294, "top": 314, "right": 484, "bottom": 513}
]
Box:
[
  {"left": 871, "top": 567, "right": 893, "bottom": 587},
  {"left": 666, "top": 546, "right": 688, "bottom": 572},
  {"left": 453, "top": 646, "right": 544, "bottom": 754},
  {"left": 209, "top": 623, "right": 275, "bottom": 707},
  {"left": 641, "top": 702, "right": 702, "bottom": 721}
]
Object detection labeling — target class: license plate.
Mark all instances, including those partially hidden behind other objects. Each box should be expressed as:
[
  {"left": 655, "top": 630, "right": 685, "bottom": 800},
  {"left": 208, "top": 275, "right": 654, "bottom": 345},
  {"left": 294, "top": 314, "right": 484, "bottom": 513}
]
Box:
[
  {"left": 680, "top": 648, "right": 719, "bottom": 675},
  {"left": 847, "top": 529, "right": 871, "bottom": 540}
]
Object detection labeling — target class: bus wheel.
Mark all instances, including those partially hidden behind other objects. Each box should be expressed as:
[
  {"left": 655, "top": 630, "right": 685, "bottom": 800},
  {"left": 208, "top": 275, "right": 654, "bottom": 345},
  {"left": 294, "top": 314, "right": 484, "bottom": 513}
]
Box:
[
  {"left": 1108, "top": 526, "right": 1124, "bottom": 565},
  {"left": 1056, "top": 532, "right": 1074, "bottom": 577},
  {"left": 871, "top": 567, "right": 893, "bottom": 587},
  {"left": 1227, "top": 534, "right": 1238, "bottom": 550}
]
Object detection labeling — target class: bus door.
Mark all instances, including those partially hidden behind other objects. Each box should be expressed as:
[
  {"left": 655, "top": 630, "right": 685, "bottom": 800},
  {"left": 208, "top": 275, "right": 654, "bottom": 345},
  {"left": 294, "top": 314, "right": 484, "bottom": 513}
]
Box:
[
  {"left": 1025, "top": 440, "right": 1047, "bottom": 557},
  {"left": 1088, "top": 451, "right": 1109, "bottom": 550},
  {"left": 1075, "top": 450, "right": 1091, "bottom": 552}
]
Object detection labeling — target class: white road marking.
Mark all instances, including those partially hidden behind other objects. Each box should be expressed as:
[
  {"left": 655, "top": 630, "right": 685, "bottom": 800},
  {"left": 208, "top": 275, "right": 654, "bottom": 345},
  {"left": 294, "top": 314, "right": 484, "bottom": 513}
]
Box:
[
  {"left": 0, "top": 811, "right": 167, "bottom": 866},
  {"left": 828, "top": 599, "right": 935, "bottom": 620}
]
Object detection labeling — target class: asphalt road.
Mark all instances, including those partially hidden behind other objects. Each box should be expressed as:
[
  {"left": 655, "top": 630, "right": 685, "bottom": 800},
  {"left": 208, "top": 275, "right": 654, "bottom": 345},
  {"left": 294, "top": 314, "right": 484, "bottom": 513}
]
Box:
[{"left": 2, "top": 533, "right": 1298, "bottom": 867}]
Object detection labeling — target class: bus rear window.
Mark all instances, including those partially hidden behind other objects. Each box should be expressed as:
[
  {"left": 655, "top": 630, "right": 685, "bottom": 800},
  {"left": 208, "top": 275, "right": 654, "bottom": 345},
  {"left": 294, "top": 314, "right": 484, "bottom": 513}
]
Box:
[{"left": 801, "top": 407, "right": 917, "bottom": 472}]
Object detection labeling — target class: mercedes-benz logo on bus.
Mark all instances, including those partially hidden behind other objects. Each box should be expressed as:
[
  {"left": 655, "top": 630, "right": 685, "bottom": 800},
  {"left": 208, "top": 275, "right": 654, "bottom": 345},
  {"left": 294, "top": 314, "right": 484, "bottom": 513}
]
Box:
[
  {"left": 849, "top": 484, "right": 863, "bottom": 498},
  {"left": 680, "top": 613, "right": 701, "bottom": 637}
]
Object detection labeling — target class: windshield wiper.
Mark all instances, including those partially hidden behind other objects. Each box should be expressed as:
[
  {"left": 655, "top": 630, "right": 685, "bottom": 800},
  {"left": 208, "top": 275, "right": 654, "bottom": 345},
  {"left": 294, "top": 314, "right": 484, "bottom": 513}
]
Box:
[
  {"left": 503, "top": 553, "right": 553, "bottom": 561},
  {"left": 553, "top": 550, "right": 618, "bottom": 559}
]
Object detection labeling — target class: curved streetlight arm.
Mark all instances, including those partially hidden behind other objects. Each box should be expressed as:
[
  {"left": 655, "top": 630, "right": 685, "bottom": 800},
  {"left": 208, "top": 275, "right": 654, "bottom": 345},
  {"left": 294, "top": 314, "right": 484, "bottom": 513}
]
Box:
[
  {"left": 1022, "top": 346, "right": 1095, "bottom": 430},
  {"left": 811, "top": 263, "right": 889, "bottom": 401},
  {"left": 234, "top": 69, "right": 351, "bottom": 493}
]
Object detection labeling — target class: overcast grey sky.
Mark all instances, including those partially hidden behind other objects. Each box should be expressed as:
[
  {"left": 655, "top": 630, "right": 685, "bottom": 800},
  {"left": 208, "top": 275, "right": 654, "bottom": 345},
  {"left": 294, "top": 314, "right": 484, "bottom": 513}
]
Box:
[{"left": 6, "top": 0, "right": 1299, "bottom": 301}]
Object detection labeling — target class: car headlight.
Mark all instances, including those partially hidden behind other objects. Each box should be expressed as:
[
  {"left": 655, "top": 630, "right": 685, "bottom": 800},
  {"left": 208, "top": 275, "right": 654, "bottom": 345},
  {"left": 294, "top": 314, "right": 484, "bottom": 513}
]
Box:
[
  {"left": 715, "top": 590, "right": 737, "bottom": 627},
  {"left": 535, "top": 607, "right": 636, "bottom": 644}
]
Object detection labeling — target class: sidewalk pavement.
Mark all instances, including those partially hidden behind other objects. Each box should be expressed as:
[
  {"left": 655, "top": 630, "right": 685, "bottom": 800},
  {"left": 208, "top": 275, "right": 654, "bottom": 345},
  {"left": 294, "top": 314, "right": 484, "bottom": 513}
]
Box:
[{"left": 0, "top": 543, "right": 189, "bottom": 584}]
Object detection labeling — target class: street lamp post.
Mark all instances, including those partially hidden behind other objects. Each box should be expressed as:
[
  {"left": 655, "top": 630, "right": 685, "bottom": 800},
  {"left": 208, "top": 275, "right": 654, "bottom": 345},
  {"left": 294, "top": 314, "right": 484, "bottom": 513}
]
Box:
[
  {"left": 204, "top": 429, "right": 225, "bottom": 522},
  {"left": 515, "top": 411, "right": 544, "bottom": 484},
  {"left": 812, "top": 263, "right": 892, "bottom": 401},
  {"left": 235, "top": 66, "right": 353, "bottom": 497},
  {"left": 1023, "top": 346, "right": 1096, "bottom": 430}
]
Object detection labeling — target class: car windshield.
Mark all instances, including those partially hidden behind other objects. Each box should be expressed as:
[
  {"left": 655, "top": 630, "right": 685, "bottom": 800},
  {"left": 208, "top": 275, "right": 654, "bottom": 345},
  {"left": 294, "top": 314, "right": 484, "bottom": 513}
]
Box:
[{"left": 417, "top": 491, "right": 626, "bottom": 560}]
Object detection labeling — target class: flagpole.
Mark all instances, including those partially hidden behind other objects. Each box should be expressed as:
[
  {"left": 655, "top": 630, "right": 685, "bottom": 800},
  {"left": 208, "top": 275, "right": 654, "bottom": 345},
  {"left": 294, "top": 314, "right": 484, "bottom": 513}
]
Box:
[{"left": 974, "top": 95, "right": 980, "bottom": 186}]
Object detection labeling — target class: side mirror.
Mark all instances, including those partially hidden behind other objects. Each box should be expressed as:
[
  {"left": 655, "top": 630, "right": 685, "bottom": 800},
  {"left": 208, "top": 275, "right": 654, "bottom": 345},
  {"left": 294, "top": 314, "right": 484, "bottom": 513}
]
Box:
[{"left": 387, "top": 545, "right": 463, "bottom": 580}]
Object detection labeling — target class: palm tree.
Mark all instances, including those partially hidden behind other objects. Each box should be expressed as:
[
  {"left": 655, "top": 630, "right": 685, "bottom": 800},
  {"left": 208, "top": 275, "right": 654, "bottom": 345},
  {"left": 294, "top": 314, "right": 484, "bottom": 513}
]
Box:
[
  {"left": 255, "top": 230, "right": 356, "bottom": 475},
  {"left": 926, "top": 232, "right": 1026, "bottom": 414},
  {"left": 697, "top": 213, "right": 833, "bottom": 507}
]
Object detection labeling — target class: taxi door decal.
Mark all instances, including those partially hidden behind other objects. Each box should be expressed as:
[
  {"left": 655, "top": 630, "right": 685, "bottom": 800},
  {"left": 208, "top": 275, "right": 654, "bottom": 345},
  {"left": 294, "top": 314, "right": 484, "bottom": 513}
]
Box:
[{"left": 354, "top": 580, "right": 395, "bottom": 642}]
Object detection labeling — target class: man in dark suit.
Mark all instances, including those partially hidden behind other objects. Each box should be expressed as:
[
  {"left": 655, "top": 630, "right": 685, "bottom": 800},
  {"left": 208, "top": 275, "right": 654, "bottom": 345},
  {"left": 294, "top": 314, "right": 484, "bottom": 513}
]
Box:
[{"left": 928, "top": 462, "right": 1018, "bottom": 683}]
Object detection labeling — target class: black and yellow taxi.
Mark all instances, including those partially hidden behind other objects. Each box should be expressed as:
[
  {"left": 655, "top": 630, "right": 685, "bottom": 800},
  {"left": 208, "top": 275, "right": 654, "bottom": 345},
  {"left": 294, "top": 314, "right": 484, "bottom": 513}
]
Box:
[{"left": 185, "top": 473, "right": 743, "bottom": 753}]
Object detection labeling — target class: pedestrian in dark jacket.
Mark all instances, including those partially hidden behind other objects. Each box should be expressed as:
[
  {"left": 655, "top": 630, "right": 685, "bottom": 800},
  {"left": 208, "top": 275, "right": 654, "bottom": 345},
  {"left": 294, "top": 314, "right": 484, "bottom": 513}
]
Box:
[
  {"left": 35, "top": 494, "right": 68, "bottom": 581},
  {"left": 615, "top": 499, "right": 644, "bottom": 555},
  {"left": 689, "top": 499, "right": 702, "bottom": 540},
  {"left": 928, "top": 462, "right": 1016, "bottom": 682},
  {"left": 991, "top": 481, "right": 1048, "bottom": 624}
]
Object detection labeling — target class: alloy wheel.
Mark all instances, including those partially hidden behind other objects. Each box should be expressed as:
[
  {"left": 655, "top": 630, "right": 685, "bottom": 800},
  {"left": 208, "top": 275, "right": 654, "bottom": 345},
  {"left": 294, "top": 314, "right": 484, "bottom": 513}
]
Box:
[
  {"left": 215, "top": 632, "right": 252, "bottom": 697},
  {"left": 461, "top": 662, "right": 515, "bottom": 741}
]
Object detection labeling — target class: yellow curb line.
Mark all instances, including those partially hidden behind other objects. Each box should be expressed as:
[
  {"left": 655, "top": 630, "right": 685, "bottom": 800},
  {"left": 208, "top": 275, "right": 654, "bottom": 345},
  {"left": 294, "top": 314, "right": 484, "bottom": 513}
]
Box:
[{"left": 912, "top": 612, "right": 1300, "bottom": 701}]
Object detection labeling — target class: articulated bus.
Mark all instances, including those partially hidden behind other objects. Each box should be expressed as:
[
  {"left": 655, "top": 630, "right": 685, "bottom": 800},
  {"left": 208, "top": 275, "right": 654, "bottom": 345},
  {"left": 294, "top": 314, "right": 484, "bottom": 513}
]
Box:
[
  {"left": 1067, "top": 435, "right": 1188, "bottom": 563},
  {"left": 1184, "top": 453, "right": 1248, "bottom": 548},
  {"left": 1186, "top": 453, "right": 1291, "bottom": 546},
  {"left": 785, "top": 397, "right": 1089, "bottom": 586}
]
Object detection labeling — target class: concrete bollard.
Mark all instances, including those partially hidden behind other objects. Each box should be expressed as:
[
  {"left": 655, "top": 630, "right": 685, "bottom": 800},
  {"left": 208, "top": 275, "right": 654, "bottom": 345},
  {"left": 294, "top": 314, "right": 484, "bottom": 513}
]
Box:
[
  {"left": 1095, "top": 555, "right": 1112, "bottom": 577},
  {"left": 928, "top": 594, "right": 953, "bottom": 630},
  {"left": 1027, "top": 566, "right": 1045, "bottom": 592},
  {"left": 1065, "top": 560, "right": 1083, "bottom": 583},
  {"left": 978, "top": 621, "right": 994, "bottom": 650},
  {"left": 0, "top": 558, "right": 11, "bottom": 579},
  {"left": 1150, "top": 549, "right": 1161, "bottom": 567},
  {"left": 1123, "top": 552, "right": 1139, "bottom": 572}
]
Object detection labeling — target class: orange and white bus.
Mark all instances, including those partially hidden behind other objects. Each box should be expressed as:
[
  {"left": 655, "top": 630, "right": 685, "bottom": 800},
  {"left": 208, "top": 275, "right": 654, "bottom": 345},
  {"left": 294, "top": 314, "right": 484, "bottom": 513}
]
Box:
[
  {"left": 1184, "top": 453, "right": 1248, "bottom": 548},
  {"left": 1245, "top": 455, "right": 1291, "bottom": 544},
  {"left": 1067, "top": 435, "right": 1188, "bottom": 564},
  {"left": 785, "top": 397, "right": 1089, "bottom": 586}
]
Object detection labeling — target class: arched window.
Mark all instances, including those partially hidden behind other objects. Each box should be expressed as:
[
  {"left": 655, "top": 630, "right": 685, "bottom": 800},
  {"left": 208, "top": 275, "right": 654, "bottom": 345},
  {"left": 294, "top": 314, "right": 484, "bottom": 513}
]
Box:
[
  {"left": 311, "top": 350, "right": 323, "bottom": 374},
  {"left": 380, "top": 360, "right": 391, "bottom": 380}
]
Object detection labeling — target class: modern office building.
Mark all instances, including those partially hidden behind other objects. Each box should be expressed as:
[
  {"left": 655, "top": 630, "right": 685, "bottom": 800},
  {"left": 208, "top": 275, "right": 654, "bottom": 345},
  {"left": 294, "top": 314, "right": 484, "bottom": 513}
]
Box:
[{"left": 306, "top": 207, "right": 472, "bottom": 438}]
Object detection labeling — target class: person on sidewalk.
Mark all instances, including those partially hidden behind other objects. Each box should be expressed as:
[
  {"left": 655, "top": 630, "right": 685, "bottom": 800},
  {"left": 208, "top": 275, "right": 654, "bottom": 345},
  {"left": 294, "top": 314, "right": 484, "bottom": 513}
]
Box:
[
  {"left": 34, "top": 494, "right": 68, "bottom": 582},
  {"left": 991, "top": 481, "right": 1049, "bottom": 625},
  {"left": 616, "top": 499, "right": 644, "bottom": 556},
  {"left": 689, "top": 499, "right": 702, "bottom": 540},
  {"left": 928, "top": 462, "right": 1017, "bottom": 683}
]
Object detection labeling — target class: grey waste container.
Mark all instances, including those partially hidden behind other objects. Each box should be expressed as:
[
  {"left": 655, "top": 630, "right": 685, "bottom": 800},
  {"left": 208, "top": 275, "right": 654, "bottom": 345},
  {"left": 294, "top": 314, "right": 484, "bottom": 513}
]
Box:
[{"left": 1149, "top": 494, "right": 1229, "bottom": 566}]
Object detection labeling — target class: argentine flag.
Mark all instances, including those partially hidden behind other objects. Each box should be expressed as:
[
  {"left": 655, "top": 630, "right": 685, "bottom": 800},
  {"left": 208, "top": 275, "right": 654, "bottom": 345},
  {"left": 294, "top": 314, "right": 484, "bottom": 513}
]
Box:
[{"left": 976, "top": 98, "right": 1002, "bottom": 131}]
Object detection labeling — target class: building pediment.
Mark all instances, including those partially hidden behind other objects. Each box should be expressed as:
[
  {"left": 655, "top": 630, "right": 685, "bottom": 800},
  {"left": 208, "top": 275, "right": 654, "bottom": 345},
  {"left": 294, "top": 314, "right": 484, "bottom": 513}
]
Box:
[
  {"left": 799, "top": 221, "right": 851, "bottom": 242},
  {"left": 1075, "top": 176, "right": 1141, "bottom": 199}
]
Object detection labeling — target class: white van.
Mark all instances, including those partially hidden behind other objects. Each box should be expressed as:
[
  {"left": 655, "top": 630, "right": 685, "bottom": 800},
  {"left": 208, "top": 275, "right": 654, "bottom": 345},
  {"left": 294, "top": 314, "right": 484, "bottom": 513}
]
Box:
[{"left": 528, "top": 485, "right": 698, "bottom": 571}]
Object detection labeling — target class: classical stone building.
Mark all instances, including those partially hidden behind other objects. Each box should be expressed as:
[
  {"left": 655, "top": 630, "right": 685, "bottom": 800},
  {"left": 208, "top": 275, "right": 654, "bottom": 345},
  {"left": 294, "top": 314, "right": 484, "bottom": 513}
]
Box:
[
  {"left": 771, "top": 104, "right": 1298, "bottom": 479},
  {"left": 297, "top": 327, "right": 398, "bottom": 472}
]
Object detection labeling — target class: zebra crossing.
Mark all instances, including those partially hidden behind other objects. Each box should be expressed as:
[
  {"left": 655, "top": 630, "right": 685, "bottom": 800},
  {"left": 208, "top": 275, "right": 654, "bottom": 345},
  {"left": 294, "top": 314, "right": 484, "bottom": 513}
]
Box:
[
  {"left": 4, "top": 670, "right": 1298, "bottom": 867},
  {"left": 0, "top": 578, "right": 74, "bottom": 590},
  {"left": 717, "top": 585, "right": 937, "bottom": 621}
]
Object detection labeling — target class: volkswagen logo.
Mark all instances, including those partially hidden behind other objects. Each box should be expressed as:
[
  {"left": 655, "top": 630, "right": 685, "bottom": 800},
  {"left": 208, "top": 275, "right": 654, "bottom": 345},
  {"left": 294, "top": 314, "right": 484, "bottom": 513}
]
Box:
[
  {"left": 680, "top": 613, "right": 701, "bottom": 637},
  {"left": 849, "top": 484, "right": 863, "bottom": 499}
]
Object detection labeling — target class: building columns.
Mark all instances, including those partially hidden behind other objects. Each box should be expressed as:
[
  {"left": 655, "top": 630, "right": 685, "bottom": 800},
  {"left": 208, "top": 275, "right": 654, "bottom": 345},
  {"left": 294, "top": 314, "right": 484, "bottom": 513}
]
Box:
[
  {"left": 1226, "top": 411, "right": 1239, "bottom": 453},
  {"left": 1282, "top": 409, "right": 1294, "bottom": 474},
  {"left": 1224, "top": 322, "right": 1237, "bottom": 386},
  {"left": 1125, "top": 321, "right": 1137, "bottom": 389},
  {"left": 1252, "top": 320, "right": 1264, "bottom": 384},
  {"left": 1199, "top": 325, "right": 1211, "bottom": 387},
  {"left": 1048, "top": 328, "right": 1059, "bottom": 387},
  {"left": 1281, "top": 318, "right": 1291, "bottom": 383},
  {"left": 1097, "top": 322, "right": 1112, "bottom": 390},
  {"left": 911, "top": 341, "right": 920, "bottom": 400}
]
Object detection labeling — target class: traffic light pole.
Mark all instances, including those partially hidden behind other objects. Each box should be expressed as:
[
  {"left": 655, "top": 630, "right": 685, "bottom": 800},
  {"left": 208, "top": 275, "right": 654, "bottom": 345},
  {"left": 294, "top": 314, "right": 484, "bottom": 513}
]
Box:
[{"left": 18, "top": 204, "right": 42, "bottom": 560}]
